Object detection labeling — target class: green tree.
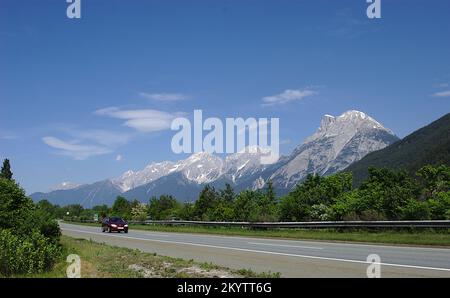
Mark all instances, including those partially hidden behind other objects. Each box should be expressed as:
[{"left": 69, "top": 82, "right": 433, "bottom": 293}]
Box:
[
  {"left": 220, "top": 183, "right": 235, "bottom": 203},
  {"left": 233, "top": 190, "right": 261, "bottom": 222},
  {"left": 64, "top": 204, "right": 84, "bottom": 218},
  {"left": 148, "top": 195, "right": 180, "bottom": 220},
  {"left": 0, "top": 177, "right": 35, "bottom": 233},
  {"left": 359, "top": 167, "right": 420, "bottom": 220},
  {"left": 36, "top": 200, "right": 58, "bottom": 218},
  {"left": 255, "top": 180, "right": 278, "bottom": 221},
  {"left": 0, "top": 159, "right": 13, "bottom": 180},
  {"left": 131, "top": 202, "right": 149, "bottom": 221},
  {"left": 92, "top": 204, "right": 109, "bottom": 219},
  {"left": 194, "top": 185, "right": 219, "bottom": 220},
  {"left": 265, "top": 180, "right": 276, "bottom": 204},
  {"left": 280, "top": 173, "right": 352, "bottom": 221},
  {"left": 111, "top": 196, "right": 131, "bottom": 219},
  {"left": 178, "top": 202, "right": 195, "bottom": 220},
  {"left": 417, "top": 165, "right": 450, "bottom": 198}
]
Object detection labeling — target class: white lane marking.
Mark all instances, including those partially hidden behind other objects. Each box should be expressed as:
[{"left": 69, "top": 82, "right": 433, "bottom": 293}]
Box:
[
  {"left": 62, "top": 227, "right": 450, "bottom": 272},
  {"left": 126, "top": 231, "right": 170, "bottom": 237},
  {"left": 59, "top": 224, "right": 450, "bottom": 252},
  {"left": 61, "top": 223, "right": 450, "bottom": 252},
  {"left": 247, "top": 242, "right": 323, "bottom": 250}
]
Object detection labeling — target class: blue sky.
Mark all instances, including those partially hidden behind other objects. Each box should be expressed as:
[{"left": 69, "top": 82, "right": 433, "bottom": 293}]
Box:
[{"left": 1, "top": 0, "right": 449, "bottom": 193}]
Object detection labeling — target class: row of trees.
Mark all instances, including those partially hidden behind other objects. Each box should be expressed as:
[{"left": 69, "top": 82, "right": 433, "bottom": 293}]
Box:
[
  {"left": 57, "top": 165, "right": 450, "bottom": 222},
  {"left": 0, "top": 159, "right": 61, "bottom": 276},
  {"left": 280, "top": 166, "right": 449, "bottom": 221}
]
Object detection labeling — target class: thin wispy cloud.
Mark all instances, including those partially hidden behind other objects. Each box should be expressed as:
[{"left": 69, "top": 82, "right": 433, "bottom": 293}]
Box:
[
  {"left": 262, "top": 89, "right": 317, "bottom": 106},
  {"left": 0, "top": 134, "right": 17, "bottom": 140},
  {"left": 42, "top": 128, "right": 132, "bottom": 160},
  {"left": 115, "top": 154, "right": 123, "bottom": 161},
  {"left": 66, "top": 129, "right": 132, "bottom": 147},
  {"left": 0, "top": 129, "right": 18, "bottom": 140},
  {"left": 95, "top": 107, "right": 184, "bottom": 132},
  {"left": 431, "top": 90, "right": 450, "bottom": 98},
  {"left": 139, "top": 92, "right": 187, "bottom": 102},
  {"left": 42, "top": 136, "right": 111, "bottom": 160}
]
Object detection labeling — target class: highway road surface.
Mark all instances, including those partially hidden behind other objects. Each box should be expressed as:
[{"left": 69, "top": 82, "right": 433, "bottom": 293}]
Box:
[{"left": 60, "top": 222, "right": 450, "bottom": 278}]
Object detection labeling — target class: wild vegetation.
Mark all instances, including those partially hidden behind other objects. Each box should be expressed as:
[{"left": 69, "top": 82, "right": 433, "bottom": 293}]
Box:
[
  {"left": 0, "top": 159, "right": 61, "bottom": 276},
  {"left": 17, "top": 236, "right": 280, "bottom": 278},
  {"left": 58, "top": 165, "right": 449, "bottom": 223}
]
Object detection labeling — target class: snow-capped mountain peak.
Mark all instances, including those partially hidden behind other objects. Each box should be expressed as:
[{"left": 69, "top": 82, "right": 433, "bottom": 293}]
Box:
[
  {"left": 111, "top": 160, "right": 176, "bottom": 192},
  {"left": 225, "top": 146, "right": 271, "bottom": 182},
  {"left": 176, "top": 152, "right": 224, "bottom": 183},
  {"left": 312, "top": 110, "right": 392, "bottom": 140},
  {"left": 269, "top": 110, "right": 398, "bottom": 188}
]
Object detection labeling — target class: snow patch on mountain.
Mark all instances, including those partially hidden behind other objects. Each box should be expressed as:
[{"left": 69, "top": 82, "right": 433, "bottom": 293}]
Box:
[{"left": 269, "top": 110, "right": 398, "bottom": 188}]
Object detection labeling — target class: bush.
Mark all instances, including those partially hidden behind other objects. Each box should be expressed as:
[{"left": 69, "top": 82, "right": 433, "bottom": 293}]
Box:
[
  {"left": 33, "top": 208, "right": 61, "bottom": 243},
  {"left": 0, "top": 177, "right": 61, "bottom": 276},
  {"left": 426, "top": 191, "right": 450, "bottom": 219},
  {"left": 401, "top": 199, "right": 430, "bottom": 220},
  {"left": 0, "top": 229, "right": 60, "bottom": 276}
]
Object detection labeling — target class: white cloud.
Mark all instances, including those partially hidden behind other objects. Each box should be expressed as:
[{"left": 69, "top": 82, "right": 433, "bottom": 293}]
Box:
[
  {"left": 95, "top": 107, "right": 183, "bottom": 132},
  {"left": 0, "top": 130, "right": 18, "bottom": 140},
  {"left": 431, "top": 90, "right": 450, "bottom": 98},
  {"left": 139, "top": 92, "right": 187, "bottom": 102},
  {"left": 1, "top": 134, "right": 17, "bottom": 140},
  {"left": 262, "top": 89, "right": 317, "bottom": 106},
  {"left": 67, "top": 129, "right": 131, "bottom": 147},
  {"left": 42, "top": 136, "right": 111, "bottom": 160},
  {"left": 115, "top": 154, "right": 123, "bottom": 161}
]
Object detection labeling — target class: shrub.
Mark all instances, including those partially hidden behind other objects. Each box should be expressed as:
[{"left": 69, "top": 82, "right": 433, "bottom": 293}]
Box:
[
  {"left": 426, "top": 191, "right": 450, "bottom": 219},
  {"left": 0, "top": 229, "right": 60, "bottom": 276},
  {"left": 32, "top": 208, "right": 61, "bottom": 243},
  {"left": 401, "top": 199, "right": 430, "bottom": 220},
  {"left": 0, "top": 177, "right": 61, "bottom": 276},
  {"left": 309, "top": 204, "right": 330, "bottom": 221}
]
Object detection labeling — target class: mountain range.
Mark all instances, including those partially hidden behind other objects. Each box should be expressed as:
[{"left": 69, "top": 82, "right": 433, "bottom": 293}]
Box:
[{"left": 31, "top": 110, "right": 399, "bottom": 207}]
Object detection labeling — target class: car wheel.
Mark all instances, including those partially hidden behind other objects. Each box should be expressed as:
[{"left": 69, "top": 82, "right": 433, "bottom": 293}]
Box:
[
  {"left": 125, "top": 230, "right": 128, "bottom": 234},
  {"left": 101, "top": 227, "right": 105, "bottom": 232},
  {"left": 108, "top": 227, "right": 112, "bottom": 233}
]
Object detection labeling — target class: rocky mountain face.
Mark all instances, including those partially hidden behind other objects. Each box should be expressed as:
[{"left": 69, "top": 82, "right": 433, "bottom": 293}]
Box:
[
  {"left": 31, "top": 110, "right": 398, "bottom": 207},
  {"left": 267, "top": 110, "right": 399, "bottom": 189}
]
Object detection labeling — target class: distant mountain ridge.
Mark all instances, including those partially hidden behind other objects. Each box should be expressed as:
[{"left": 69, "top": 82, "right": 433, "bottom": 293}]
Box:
[
  {"left": 31, "top": 110, "right": 398, "bottom": 207},
  {"left": 344, "top": 112, "right": 450, "bottom": 185}
]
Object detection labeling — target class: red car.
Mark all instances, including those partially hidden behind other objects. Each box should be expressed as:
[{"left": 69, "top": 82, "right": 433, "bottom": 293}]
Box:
[{"left": 101, "top": 217, "right": 128, "bottom": 233}]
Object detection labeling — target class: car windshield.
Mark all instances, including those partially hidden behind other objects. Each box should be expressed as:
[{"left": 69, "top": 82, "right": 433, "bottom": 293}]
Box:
[{"left": 110, "top": 217, "right": 124, "bottom": 223}]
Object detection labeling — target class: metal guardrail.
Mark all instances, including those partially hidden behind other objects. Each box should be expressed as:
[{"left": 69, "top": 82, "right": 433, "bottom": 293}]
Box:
[{"left": 65, "top": 219, "right": 450, "bottom": 229}]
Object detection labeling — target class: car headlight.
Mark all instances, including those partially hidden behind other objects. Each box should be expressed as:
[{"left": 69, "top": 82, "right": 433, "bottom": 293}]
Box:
[
  {"left": 111, "top": 224, "right": 117, "bottom": 227},
  {"left": 124, "top": 224, "right": 128, "bottom": 227}
]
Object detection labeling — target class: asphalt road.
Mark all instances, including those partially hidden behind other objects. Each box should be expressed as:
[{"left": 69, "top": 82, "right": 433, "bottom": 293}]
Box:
[{"left": 60, "top": 222, "right": 450, "bottom": 278}]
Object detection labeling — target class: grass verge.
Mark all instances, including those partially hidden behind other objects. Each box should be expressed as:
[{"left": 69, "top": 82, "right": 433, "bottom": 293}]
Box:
[
  {"left": 65, "top": 221, "right": 450, "bottom": 247},
  {"left": 15, "top": 235, "right": 280, "bottom": 278}
]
